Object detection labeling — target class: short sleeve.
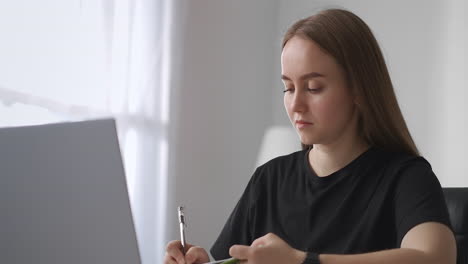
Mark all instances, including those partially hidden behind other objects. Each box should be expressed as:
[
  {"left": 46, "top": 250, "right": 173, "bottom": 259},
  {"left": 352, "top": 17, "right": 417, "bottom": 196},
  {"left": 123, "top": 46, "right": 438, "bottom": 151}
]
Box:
[
  {"left": 393, "top": 158, "right": 452, "bottom": 246},
  {"left": 210, "top": 169, "right": 261, "bottom": 260}
]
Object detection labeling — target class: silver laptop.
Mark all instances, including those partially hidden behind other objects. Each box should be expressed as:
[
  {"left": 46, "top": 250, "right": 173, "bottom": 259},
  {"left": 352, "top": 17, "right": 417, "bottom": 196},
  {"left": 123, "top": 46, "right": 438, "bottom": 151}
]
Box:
[{"left": 0, "top": 119, "right": 141, "bottom": 264}]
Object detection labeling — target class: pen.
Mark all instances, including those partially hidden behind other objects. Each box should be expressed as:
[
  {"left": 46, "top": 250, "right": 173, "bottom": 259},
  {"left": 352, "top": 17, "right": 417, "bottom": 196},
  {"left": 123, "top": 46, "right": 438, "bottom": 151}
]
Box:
[
  {"left": 178, "top": 206, "right": 239, "bottom": 264},
  {"left": 178, "top": 206, "right": 187, "bottom": 255},
  {"left": 202, "top": 257, "right": 240, "bottom": 264}
]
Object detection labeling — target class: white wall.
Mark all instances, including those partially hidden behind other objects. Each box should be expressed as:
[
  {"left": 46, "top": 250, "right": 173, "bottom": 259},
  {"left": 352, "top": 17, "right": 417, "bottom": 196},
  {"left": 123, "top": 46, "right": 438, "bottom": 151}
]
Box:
[
  {"left": 441, "top": 0, "right": 468, "bottom": 187},
  {"left": 165, "top": 0, "right": 280, "bottom": 254}
]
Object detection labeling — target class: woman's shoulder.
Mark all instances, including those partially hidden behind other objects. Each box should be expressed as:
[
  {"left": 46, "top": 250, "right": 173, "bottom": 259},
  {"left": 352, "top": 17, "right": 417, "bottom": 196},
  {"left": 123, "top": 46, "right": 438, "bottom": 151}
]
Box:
[
  {"left": 375, "top": 148, "right": 431, "bottom": 169},
  {"left": 370, "top": 147, "right": 434, "bottom": 180},
  {"left": 251, "top": 149, "right": 307, "bottom": 182}
]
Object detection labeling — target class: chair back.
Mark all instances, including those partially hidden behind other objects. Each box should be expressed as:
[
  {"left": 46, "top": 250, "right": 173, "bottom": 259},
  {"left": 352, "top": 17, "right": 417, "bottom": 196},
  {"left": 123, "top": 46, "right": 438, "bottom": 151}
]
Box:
[{"left": 443, "top": 188, "right": 468, "bottom": 264}]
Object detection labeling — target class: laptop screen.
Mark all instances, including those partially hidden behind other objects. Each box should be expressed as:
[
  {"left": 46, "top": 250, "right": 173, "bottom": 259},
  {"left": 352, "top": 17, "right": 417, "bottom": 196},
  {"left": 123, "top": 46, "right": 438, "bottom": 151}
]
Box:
[{"left": 0, "top": 119, "right": 141, "bottom": 264}]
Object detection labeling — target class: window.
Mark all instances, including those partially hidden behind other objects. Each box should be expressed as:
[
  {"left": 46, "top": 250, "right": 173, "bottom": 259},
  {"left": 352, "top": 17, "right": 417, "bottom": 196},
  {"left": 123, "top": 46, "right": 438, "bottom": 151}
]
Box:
[{"left": 0, "top": 1, "right": 171, "bottom": 263}]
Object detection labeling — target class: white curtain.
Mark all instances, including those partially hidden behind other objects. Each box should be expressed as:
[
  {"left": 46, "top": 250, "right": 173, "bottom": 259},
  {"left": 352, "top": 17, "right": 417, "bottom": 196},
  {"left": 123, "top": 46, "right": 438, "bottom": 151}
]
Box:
[{"left": 0, "top": 1, "right": 172, "bottom": 263}]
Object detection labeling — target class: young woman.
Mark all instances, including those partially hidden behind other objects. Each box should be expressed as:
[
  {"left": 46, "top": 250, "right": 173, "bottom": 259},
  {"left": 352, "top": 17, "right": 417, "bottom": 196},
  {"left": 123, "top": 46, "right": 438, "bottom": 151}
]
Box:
[{"left": 164, "top": 8, "right": 456, "bottom": 264}]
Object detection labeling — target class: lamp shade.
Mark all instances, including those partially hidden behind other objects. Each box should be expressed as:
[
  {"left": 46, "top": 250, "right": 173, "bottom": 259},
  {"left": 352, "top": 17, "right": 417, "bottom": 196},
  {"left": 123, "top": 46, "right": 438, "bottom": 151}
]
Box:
[{"left": 256, "top": 126, "right": 301, "bottom": 167}]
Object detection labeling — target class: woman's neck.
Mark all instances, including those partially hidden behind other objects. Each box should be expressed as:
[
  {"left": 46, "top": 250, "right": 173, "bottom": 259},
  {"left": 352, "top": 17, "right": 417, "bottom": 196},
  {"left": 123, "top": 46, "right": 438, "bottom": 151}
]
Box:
[{"left": 308, "top": 138, "right": 369, "bottom": 177}]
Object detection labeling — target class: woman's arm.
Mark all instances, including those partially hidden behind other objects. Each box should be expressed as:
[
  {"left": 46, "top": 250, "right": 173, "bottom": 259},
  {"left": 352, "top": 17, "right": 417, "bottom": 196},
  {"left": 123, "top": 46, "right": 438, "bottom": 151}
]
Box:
[
  {"left": 319, "top": 222, "right": 456, "bottom": 264},
  {"left": 230, "top": 222, "right": 456, "bottom": 264}
]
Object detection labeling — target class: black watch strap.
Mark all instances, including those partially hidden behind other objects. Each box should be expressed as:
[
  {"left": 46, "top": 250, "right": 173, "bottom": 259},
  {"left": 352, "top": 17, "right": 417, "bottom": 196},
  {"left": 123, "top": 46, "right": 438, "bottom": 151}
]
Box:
[{"left": 301, "top": 252, "right": 320, "bottom": 264}]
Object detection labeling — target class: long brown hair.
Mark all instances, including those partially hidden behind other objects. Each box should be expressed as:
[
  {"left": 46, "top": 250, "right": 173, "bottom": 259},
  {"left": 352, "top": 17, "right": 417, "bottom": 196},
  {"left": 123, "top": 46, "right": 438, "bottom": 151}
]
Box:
[{"left": 283, "top": 8, "right": 419, "bottom": 156}]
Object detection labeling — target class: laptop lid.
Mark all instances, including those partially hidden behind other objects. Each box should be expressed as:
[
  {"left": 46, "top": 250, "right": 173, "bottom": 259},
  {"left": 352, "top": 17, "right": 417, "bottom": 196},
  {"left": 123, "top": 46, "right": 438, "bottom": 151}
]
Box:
[{"left": 0, "top": 118, "right": 141, "bottom": 264}]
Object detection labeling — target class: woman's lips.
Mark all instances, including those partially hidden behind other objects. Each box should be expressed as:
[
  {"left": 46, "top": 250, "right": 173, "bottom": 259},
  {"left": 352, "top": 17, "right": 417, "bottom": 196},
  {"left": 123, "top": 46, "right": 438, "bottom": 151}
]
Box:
[{"left": 295, "top": 120, "right": 313, "bottom": 129}]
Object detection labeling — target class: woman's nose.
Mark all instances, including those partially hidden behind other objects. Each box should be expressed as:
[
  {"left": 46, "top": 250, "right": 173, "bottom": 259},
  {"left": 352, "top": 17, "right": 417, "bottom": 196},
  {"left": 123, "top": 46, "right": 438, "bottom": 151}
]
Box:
[{"left": 290, "top": 92, "right": 306, "bottom": 113}]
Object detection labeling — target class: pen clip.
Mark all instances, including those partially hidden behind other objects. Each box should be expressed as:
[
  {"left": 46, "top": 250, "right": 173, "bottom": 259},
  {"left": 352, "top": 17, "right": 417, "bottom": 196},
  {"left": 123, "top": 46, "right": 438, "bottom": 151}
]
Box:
[{"left": 178, "top": 206, "right": 186, "bottom": 226}]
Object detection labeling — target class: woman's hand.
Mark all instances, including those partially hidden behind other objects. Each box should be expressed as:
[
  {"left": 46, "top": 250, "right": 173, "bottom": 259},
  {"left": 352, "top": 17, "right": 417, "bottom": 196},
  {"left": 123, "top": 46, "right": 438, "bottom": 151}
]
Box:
[
  {"left": 229, "top": 233, "right": 306, "bottom": 264},
  {"left": 164, "top": 240, "right": 210, "bottom": 264}
]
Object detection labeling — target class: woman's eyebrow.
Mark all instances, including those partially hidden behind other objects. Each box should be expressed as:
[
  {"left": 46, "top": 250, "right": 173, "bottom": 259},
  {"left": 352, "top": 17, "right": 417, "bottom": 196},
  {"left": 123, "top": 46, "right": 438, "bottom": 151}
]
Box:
[{"left": 281, "top": 72, "right": 325, "bottom": 81}]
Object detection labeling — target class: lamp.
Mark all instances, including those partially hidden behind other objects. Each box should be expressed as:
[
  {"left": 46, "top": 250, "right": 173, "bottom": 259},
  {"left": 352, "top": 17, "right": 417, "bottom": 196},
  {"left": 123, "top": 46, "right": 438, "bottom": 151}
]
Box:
[{"left": 256, "top": 126, "right": 301, "bottom": 167}]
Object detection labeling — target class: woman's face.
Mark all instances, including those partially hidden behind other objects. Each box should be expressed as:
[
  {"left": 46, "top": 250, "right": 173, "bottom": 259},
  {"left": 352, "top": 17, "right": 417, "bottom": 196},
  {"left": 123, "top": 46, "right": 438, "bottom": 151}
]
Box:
[{"left": 281, "top": 36, "right": 359, "bottom": 147}]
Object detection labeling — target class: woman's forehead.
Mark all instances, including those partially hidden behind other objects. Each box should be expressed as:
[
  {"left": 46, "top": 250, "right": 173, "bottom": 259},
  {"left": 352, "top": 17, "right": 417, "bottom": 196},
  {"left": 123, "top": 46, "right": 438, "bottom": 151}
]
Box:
[{"left": 281, "top": 36, "right": 340, "bottom": 80}]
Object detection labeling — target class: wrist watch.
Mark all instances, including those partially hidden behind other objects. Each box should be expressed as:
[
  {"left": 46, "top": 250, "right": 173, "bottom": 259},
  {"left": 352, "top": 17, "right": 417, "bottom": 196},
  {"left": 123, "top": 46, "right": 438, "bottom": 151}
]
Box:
[{"left": 301, "top": 252, "right": 320, "bottom": 264}]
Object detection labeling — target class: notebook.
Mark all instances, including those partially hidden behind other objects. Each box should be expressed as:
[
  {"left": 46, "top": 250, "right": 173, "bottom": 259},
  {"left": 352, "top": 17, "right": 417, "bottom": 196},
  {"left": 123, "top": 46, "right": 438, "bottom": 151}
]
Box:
[{"left": 0, "top": 118, "right": 141, "bottom": 264}]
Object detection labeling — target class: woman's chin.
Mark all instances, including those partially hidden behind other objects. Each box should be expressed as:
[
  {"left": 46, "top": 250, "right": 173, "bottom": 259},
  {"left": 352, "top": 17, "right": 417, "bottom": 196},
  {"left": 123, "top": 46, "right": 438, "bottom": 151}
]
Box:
[{"left": 299, "top": 134, "right": 318, "bottom": 146}]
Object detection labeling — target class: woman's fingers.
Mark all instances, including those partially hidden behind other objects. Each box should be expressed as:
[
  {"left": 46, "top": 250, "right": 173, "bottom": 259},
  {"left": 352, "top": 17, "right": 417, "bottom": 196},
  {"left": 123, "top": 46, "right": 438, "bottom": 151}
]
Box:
[
  {"left": 163, "top": 252, "right": 179, "bottom": 264},
  {"left": 165, "top": 240, "right": 187, "bottom": 264},
  {"left": 251, "top": 235, "right": 269, "bottom": 248},
  {"left": 185, "top": 246, "right": 210, "bottom": 264},
  {"left": 229, "top": 245, "right": 251, "bottom": 260},
  {"left": 229, "top": 233, "right": 291, "bottom": 263}
]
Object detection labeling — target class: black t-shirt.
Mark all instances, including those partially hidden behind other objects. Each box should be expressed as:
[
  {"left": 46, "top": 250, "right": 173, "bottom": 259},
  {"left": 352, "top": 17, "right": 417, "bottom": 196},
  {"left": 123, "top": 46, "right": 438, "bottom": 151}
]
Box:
[{"left": 210, "top": 147, "right": 452, "bottom": 260}]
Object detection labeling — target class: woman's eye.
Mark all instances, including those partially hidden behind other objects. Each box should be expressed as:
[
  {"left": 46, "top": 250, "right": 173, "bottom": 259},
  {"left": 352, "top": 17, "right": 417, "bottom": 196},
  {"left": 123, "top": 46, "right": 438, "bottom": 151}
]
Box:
[
  {"left": 307, "top": 87, "right": 322, "bottom": 93},
  {"left": 283, "top": 88, "right": 293, "bottom": 93}
]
